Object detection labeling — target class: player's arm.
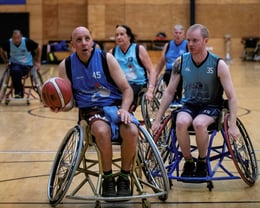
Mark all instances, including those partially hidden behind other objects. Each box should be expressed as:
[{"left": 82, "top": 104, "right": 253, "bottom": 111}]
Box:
[
  {"left": 155, "top": 42, "right": 168, "bottom": 77},
  {"left": 138, "top": 45, "right": 157, "bottom": 100},
  {"left": 151, "top": 57, "right": 182, "bottom": 134},
  {"left": 34, "top": 44, "right": 42, "bottom": 69},
  {"left": 218, "top": 59, "right": 239, "bottom": 138}
]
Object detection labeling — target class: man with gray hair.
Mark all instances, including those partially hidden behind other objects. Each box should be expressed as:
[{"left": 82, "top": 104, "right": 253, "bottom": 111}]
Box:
[{"left": 155, "top": 24, "right": 188, "bottom": 102}]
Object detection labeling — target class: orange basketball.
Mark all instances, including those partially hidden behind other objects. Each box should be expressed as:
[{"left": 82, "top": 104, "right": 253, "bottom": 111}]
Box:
[{"left": 41, "top": 77, "right": 72, "bottom": 108}]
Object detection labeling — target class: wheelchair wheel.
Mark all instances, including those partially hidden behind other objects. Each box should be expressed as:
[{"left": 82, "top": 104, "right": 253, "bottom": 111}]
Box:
[
  {"left": 47, "top": 125, "right": 83, "bottom": 206},
  {"left": 30, "top": 67, "right": 43, "bottom": 101},
  {"left": 141, "top": 94, "right": 161, "bottom": 131},
  {"left": 0, "top": 67, "right": 10, "bottom": 103},
  {"left": 224, "top": 114, "right": 258, "bottom": 186},
  {"left": 153, "top": 74, "right": 166, "bottom": 100},
  {"left": 137, "top": 125, "right": 169, "bottom": 201},
  {"left": 152, "top": 114, "right": 173, "bottom": 163}
]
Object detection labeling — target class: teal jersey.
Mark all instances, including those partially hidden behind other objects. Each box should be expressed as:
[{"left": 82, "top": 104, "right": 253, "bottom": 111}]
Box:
[
  {"left": 113, "top": 43, "right": 147, "bottom": 85},
  {"left": 9, "top": 37, "right": 33, "bottom": 66},
  {"left": 181, "top": 52, "right": 223, "bottom": 106}
]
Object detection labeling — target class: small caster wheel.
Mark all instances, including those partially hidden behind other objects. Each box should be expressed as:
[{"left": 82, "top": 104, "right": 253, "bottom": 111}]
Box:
[
  {"left": 142, "top": 198, "right": 151, "bottom": 208},
  {"left": 95, "top": 200, "right": 101, "bottom": 208},
  {"left": 207, "top": 181, "right": 214, "bottom": 191}
]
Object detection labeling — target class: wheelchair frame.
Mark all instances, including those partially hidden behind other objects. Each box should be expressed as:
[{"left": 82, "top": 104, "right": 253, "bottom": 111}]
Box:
[
  {"left": 47, "top": 120, "right": 170, "bottom": 208},
  {"left": 153, "top": 107, "right": 258, "bottom": 191},
  {"left": 0, "top": 66, "right": 43, "bottom": 105}
]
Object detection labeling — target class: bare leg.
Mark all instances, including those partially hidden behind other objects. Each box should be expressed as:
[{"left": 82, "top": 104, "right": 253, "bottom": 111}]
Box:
[
  {"left": 193, "top": 114, "right": 215, "bottom": 158},
  {"left": 90, "top": 120, "right": 112, "bottom": 172},
  {"left": 175, "top": 112, "right": 193, "bottom": 160},
  {"left": 119, "top": 123, "right": 138, "bottom": 171}
]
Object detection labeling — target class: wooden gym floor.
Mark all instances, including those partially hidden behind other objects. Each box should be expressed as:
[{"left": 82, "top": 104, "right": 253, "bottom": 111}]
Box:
[{"left": 0, "top": 58, "right": 260, "bottom": 208}]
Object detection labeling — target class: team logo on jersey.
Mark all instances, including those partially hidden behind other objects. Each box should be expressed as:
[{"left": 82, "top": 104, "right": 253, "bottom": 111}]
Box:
[{"left": 184, "top": 67, "right": 191, "bottom": 72}]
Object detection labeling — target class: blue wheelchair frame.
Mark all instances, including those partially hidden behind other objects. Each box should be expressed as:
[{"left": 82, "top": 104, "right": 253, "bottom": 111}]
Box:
[{"left": 154, "top": 107, "right": 258, "bottom": 191}]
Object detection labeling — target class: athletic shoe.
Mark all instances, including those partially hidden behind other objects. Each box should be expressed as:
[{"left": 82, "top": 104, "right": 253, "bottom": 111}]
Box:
[
  {"left": 195, "top": 160, "right": 208, "bottom": 177},
  {"left": 116, "top": 175, "right": 131, "bottom": 196},
  {"left": 181, "top": 160, "right": 195, "bottom": 177},
  {"left": 101, "top": 176, "right": 116, "bottom": 197}
]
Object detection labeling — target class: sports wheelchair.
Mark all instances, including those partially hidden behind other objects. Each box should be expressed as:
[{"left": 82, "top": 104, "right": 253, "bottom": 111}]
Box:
[
  {"left": 0, "top": 65, "right": 43, "bottom": 105},
  {"left": 47, "top": 118, "right": 170, "bottom": 207},
  {"left": 241, "top": 37, "right": 260, "bottom": 61},
  {"left": 152, "top": 101, "right": 258, "bottom": 191},
  {"left": 141, "top": 76, "right": 183, "bottom": 133}
]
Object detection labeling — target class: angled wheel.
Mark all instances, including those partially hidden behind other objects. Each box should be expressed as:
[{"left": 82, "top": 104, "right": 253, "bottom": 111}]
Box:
[
  {"left": 153, "top": 74, "right": 166, "bottom": 100},
  {"left": 0, "top": 67, "right": 11, "bottom": 103},
  {"left": 47, "top": 125, "right": 83, "bottom": 206},
  {"left": 137, "top": 125, "right": 169, "bottom": 201},
  {"left": 30, "top": 67, "right": 43, "bottom": 101},
  {"left": 141, "top": 94, "right": 161, "bottom": 132},
  {"left": 224, "top": 114, "right": 258, "bottom": 186},
  {"left": 152, "top": 114, "right": 173, "bottom": 163}
]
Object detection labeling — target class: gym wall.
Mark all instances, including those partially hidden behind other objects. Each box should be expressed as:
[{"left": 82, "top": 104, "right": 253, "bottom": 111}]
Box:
[{"left": 0, "top": 0, "right": 259, "bottom": 59}]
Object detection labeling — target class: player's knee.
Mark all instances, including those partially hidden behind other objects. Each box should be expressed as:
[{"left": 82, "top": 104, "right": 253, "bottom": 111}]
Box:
[
  {"left": 120, "top": 124, "right": 138, "bottom": 142},
  {"left": 192, "top": 120, "right": 208, "bottom": 131}
]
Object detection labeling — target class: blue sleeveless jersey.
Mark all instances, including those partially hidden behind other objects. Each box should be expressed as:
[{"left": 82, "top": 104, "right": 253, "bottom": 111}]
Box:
[
  {"left": 181, "top": 52, "right": 223, "bottom": 106},
  {"left": 113, "top": 43, "right": 146, "bottom": 85},
  {"left": 69, "top": 49, "right": 122, "bottom": 108},
  {"left": 165, "top": 39, "right": 188, "bottom": 71},
  {"left": 9, "top": 37, "right": 33, "bottom": 66}
]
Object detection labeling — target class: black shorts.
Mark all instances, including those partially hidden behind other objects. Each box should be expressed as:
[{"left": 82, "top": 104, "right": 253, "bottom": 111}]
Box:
[
  {"left": 175, "top": 103, "right": 221, "bottom": 121},
  {"left": 79, "top": 107, "right": 108, "bottom": 126},
  {"left": 130, "top": 83, "right": 146, "bottom": 111}
]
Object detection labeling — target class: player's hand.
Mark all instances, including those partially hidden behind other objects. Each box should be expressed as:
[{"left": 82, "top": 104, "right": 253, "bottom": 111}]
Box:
[
  {"left": 145, "top": 90, "right": 153, "bottom": 102},
  {"left": 228, "top": 125, "right": 240, "bottom": 141},
  {"left": 117, "top": 108, "right": 132, "bottom": 124},
  {"left": 151, "top": 119, "right": 161, "bottom": 136}
]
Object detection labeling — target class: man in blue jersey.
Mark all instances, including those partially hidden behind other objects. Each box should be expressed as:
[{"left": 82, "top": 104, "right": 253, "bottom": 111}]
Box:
[
  {"left": 0, "top": 30, "right": 41, "bottom": 98},
  {"left": 152, "top": 24, "right": 239, "bottom": 178},
  {"left": 56, "top": 26, "right": 138, "bottom": 197},
  {"left": 155, "top": 24, "right": 188, "bottom": 86}
]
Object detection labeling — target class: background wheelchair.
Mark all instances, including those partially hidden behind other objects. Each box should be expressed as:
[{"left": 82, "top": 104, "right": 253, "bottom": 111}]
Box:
[
  {"left": 241, "top": 37, "right": 260, "bottom": 61},
  {"left": 47, "top": 119, "right": 170, "bottom": 208},
  {"left": 0, "top": 65, "right": 43, "bottom": 105},
  {"left": 152, "top": 101, "right": 258, "bottom": 191}
]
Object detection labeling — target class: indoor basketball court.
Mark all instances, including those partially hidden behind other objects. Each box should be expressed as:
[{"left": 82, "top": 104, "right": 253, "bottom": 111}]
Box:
[{"left": 0, "top": 58, "right": 259, "bottom": 208}]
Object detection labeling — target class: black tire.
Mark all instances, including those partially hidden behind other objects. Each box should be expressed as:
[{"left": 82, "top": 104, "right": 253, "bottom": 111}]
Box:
[
  {"left": 141, "top": 94, "right": 161, "bottom": 132},
  {"left": 30, "top": 67, "right": 43, "bottom": 101},
  {"left": 153, "top": 75, "right": 166, "bottom": 100},
  {"left": 47, "top": 125, "right": 83, "bottom": 206},
  {"left": 224, "top": 114, "right": 258, "bottom": 186},
  {"left": 152, "top": 114, "right": 173, "bottom": 163},
  {"left": 0, "top": 68, "right": 10, "bottom": 103},
  {"left": 137, "top": 125, "right": 169, "bottom": 201}
]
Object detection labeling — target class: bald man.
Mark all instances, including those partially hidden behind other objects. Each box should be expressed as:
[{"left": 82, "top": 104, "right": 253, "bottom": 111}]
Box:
[{"left": 56, "top": 26, "right": 138, "bottom": 197}]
